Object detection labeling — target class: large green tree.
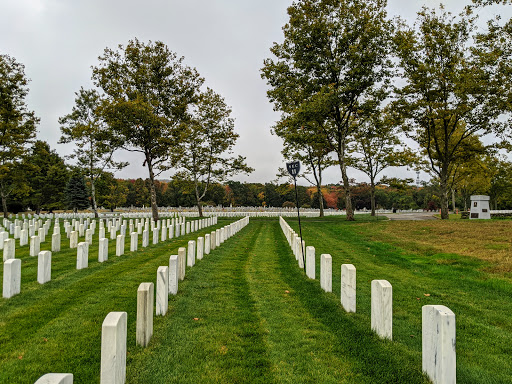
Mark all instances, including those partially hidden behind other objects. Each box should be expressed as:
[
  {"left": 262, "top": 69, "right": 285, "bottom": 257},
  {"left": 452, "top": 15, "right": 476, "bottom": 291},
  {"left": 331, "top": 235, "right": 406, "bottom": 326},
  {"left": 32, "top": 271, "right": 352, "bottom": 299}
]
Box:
[
  {"left": 0, "top": 54, "right": 38, "bottom": 216},
  {"left": 24, "top": 141, "right": 69, "bottom": 213},
  {"left": 92, "top": 39, "right": 203, "bottom": 222},
  {"left": 393, "top": 7, "right": 507, "bottom": 219},
  {"left": 262, "top": 0, "right": 394, "bottom": 220},
  {"left": 171, "top": 88, "right": 253, "bottom": 216},
  {"left": 59, "top": 88, "right": 126, "bottom": 218}
]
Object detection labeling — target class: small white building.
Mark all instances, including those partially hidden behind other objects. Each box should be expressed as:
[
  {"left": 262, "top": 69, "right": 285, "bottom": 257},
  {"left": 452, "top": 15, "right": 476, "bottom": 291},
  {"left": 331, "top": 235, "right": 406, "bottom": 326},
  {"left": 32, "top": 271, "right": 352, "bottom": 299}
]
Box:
[{"left": 470, "top": 195, "right": 491, "bottom": 220}]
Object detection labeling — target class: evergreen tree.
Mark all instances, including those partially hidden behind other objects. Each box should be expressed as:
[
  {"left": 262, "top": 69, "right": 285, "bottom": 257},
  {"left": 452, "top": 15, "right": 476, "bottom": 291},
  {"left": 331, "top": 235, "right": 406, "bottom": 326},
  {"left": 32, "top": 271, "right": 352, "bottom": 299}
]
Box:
[{"left": 65, "top": 172, "right": 89, "bottom": 213}]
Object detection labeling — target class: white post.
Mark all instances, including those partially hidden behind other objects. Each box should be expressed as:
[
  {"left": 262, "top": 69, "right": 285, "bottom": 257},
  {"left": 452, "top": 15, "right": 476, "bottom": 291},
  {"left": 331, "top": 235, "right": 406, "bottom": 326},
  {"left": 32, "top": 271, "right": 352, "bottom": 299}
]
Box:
[
  {"left": 197, "top": 237, "right": 204, "bottom": 260},
  {"left": 187, "top": 240, "right": 196, "bottom": 267},
  {"left": 52, "top": 233, "right": 61, "bottom": 252},
  {"left": 136, "top": 282, "right": 154, "bottom": 347},
  {"left": 320, "top": 254, "right": 332, "bottom": 293},
  {"left": 37, "top": 251, "right": 52, "bottom": 284},
  {"left": 85, "top": 228, "right": 93, "bottom": 245},
  {"left": 211, "top": 231, "right": 216, "bottom": 250},
  {"left": 178, "top": 247, "right": 186, "bottom": 281},
  {"left": 422, "top": 305, "right": 456, "bottom": 384},
  {"left": 3, "top": 258, "right": 21, "bottom": 298},
  {"left": 371, "top": 280, "right": 392, "bottom": 340},
  {"left": 70, "top": 231, "right": 78, "bottom": 249},
  {"left": 156, "top": 266, "right": 169, "bottom": 316},
  {"left": 168, "top": 255, "right": 178, "bottom": 295},
  {"left": 101, "top": 312, "right": 127, "bottom": 384},
  {"left": 76, "top": 242, "right": 89, "bottom": 270},
  {"left": 30, "top": 235, "right": 40, "bottom": 257},
  {"left": 341, "top": 264, "right": 356, "bottom": 313},
  {"left": 306, "top": 246, "right": 315, "bottom": 279},
  {"left": 204, "top": 234, "right": 211, "bottom": 255},
  {"left": 116, "top": 235, "right": 125, "bottom": 256},
  {"left": 98, "top": 238, "right": 108, "bottom": 262},
  {"left": 152, "top": 228, "right": 159, "bottom": 245},
  {"left": 3, "top": 238, "right": 15, "bottom": 262},
  {"left": 130, "top": 232, "right": 138, "bottom": 252},
  {"left": 34, "top": 373, "right": 73, "bottom": 384},
  {"left": 142, "top": 229, "right": 149, "bottom": 247}
]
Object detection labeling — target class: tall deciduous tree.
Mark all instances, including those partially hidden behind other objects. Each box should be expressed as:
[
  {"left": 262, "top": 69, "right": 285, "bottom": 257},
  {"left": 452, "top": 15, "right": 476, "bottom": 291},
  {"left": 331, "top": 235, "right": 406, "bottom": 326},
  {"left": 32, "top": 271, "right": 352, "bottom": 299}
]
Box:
[
  {"left": 59, "top": 88, "right": 126, "bottom": 218},
  {"left": 393, "top": 7, "right": 507, "bottom": 219},
  {"left": 92, "top": 39, "right": 203, "bottom": 222},
  {"left": 350, "top": 110, "right": 417, "bottom": 216},
  {"left": 171, "top": 88, "right": 253, "bottom": 217},
  {"left": 0, "top": 54, "right": 38, "bottom": 216},
  {"left": 262, "top": 0, "right": 393, "bottom": 220}
]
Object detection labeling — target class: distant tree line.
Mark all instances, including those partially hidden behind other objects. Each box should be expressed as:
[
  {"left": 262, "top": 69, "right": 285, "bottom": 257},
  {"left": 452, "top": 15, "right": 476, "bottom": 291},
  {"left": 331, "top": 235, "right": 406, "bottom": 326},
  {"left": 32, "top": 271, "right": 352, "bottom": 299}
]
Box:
[{"left": 5, "top": 139, "right": 512, "bottom": 213}]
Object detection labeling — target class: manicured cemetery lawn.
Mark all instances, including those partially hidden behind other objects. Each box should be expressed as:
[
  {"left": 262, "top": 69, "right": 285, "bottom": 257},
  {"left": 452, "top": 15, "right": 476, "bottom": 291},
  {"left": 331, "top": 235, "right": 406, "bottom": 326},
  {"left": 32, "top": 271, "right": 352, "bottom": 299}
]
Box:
[
  {"left": 286, "top": 215, "right": 512, "bottom": 384},
  {"left": 0, "top": 218, "right": 234, "bottom": 383},
  {"left": 126, "top": 217, "right": 428, "bottom": 383},
  {"left": 2, "top": 215, "right": 511, "bottom": 383}
]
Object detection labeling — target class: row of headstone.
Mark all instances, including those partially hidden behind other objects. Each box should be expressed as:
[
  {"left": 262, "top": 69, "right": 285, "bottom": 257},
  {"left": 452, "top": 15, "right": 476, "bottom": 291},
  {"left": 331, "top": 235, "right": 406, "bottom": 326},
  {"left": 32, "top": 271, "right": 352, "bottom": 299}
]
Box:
[
  {"left": 278, "top": 216, "right": 455, "bottom": 384},
  {"left": 97, "top": 216, "right": 250, "bottom": 383},
  {"left": 33, "top": 216, "right": 232, "bottom": 383},
  {"left": 2, "top": 216, "right": 219, "bottom": 300}
]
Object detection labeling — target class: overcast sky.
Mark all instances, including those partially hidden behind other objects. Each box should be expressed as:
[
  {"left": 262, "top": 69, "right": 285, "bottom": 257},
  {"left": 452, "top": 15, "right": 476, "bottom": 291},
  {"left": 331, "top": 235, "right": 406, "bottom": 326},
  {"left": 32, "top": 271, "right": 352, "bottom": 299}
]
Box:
[{"left": 1, "top": 0, "right": 509, "bottom": 185}]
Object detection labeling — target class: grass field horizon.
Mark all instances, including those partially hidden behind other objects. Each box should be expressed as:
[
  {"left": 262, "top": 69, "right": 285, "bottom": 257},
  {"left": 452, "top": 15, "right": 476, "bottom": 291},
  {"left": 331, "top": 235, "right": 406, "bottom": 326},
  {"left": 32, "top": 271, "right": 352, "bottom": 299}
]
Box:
[{"left": 1, "top": 215, "right": 511, "bottom": 383}]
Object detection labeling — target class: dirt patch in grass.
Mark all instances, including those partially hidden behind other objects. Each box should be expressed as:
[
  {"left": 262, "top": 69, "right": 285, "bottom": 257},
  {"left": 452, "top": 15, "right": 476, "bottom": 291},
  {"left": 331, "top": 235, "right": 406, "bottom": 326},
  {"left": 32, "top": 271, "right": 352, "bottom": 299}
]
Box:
[{"left": 366, "top": 220, "right": 512, "bottom": 276}]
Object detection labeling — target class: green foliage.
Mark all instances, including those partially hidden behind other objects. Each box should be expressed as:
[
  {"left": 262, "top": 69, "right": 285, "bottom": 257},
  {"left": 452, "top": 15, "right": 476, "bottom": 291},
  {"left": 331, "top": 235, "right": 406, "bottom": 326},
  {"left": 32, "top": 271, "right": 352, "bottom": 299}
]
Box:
[
  {"left": 171, "top": 88, "right": 253, "bottom": 216},
  {"left": 92, "top": 38, "right": 203, "bottom": 221},
  {"left": 262, "top": 0, "right": 394, "bottom": 220},
  {"left": 65, "top": 171, "right": 90, "bottom": 212},
  {"left": 393, "top": 7, "right": 508, "bottom": 219},
  {"left": 350, "top": 109, "right": 418, "bottom": 215},
  {"left": 0, "top": 54, "right": 39, "bottom": 216},
  {"left": 23, "top": 141, "right": 69, "bottom": 212},
  {"left": 59, "top": 88, "right": 127, "bottom": 217}
]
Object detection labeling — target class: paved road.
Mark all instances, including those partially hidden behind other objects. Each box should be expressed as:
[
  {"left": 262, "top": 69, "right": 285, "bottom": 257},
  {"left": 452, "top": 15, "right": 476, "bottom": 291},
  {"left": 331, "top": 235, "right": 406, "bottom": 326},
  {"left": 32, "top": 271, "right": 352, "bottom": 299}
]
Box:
[{"left": 383, "top": 212, "right": 438, "bottom": 221}]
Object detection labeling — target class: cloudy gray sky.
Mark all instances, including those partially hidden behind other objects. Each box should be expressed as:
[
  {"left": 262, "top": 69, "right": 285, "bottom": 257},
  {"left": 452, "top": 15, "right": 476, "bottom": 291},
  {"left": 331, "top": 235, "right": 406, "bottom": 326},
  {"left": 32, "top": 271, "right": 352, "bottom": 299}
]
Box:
[{"left": 1, "top": 0, "right": 509, "bottom": 185}]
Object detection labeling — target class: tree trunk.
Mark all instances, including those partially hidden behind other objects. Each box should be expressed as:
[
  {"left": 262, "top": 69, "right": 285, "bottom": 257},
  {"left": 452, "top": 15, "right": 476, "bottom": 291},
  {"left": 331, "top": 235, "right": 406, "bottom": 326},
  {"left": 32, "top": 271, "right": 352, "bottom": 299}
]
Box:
[
  {"left": 316, "top": 185, "right": 324, "bottom": 218},
  {"left": 451, "top": 189, "right": 456, "bottom": 214},
  {"left": 195, "top": 187, "right": 203, "bottom": 218},
  {"left": 146, "top": 156, "right": 159, "bottom": 223},
  {"left": 370, "top": 176, "right": 376, "bottom": 217},
  {"left": 1, "top": 194, "right": 7, "bottom": 218},
  {"left": 439, "top": 173, "right": 449, "bottom": 220},
  {"left": 339, "top": 161, "right": 354, "bottom": 221},
  {"left": 91, "top": 179, "right": 99, "bottom": 218}
]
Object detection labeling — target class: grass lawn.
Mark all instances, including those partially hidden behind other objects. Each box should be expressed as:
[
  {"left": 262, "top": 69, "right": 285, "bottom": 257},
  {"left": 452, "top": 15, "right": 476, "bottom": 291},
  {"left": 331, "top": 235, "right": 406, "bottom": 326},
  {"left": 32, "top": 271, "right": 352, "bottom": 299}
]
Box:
[
  {"left": 285, "top": 215, "right": 512, "bottom": 384},
  {"left": 1, "top": 215, "right": 511, "bottom": 383}
]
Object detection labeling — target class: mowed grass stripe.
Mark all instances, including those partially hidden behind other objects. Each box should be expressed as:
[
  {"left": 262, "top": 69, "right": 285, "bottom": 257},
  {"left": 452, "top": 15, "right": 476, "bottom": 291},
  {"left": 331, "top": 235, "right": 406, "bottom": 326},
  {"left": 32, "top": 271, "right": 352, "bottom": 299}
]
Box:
[
  {"left": 127, "top": 218, "right": 428, "bottom": 383},
  {"left": 0, "top": 220, "right": 231, "bottom": 384},
  {"left": 286, "top": 216, "right": 512, "bottom": 384},
  {"left": 126, "top": 218, "right": 273, "bottom": 383}
]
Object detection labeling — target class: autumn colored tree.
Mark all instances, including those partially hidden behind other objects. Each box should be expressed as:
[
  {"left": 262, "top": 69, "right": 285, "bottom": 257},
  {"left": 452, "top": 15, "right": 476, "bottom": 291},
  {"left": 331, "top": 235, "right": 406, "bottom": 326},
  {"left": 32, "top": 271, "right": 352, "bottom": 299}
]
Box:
[
  {"left": 92, "top": 39, "right": 203, "bottom": 222},
  {"left": 0, "top": 54, "right": 38, "bottom": 216}
]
